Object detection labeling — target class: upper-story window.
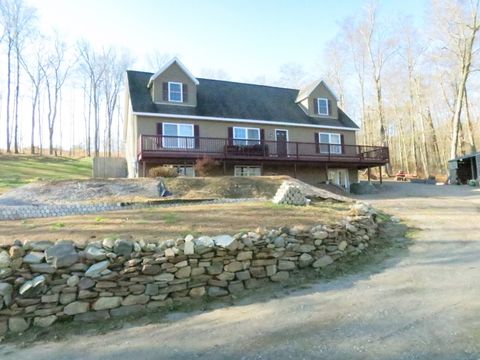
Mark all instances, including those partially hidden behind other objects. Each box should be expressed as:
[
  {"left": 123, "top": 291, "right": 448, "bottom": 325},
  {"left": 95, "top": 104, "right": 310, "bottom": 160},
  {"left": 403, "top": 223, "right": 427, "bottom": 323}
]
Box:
[
  {"left": 317, "top": 98, "right": 329, "bottom": 115},
  {"left": 168, "top": 82, "right": 183, "bottom": 102},
  {"left": 233, "top": 127, "right": 260, "bottom": 145}
]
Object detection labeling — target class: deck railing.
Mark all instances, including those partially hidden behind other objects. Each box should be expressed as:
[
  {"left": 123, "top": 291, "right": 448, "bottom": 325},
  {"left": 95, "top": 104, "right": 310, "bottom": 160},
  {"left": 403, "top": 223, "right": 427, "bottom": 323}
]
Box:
[{"left": 138, "top": 135, "right": 389, "bottom": 163}]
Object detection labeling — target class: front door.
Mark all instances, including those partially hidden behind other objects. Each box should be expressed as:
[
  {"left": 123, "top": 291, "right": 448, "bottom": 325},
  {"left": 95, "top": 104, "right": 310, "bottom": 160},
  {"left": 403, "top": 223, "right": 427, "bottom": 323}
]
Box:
[{"left": 276, "top": 130, "right": 288, "bottom": 157}]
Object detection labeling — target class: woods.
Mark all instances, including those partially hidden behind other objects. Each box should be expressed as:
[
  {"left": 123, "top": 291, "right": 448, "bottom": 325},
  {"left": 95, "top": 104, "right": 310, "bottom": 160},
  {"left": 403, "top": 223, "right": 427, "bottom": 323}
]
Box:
[{"left": 323, "top": 0, "right": 480, "bottom": 176}]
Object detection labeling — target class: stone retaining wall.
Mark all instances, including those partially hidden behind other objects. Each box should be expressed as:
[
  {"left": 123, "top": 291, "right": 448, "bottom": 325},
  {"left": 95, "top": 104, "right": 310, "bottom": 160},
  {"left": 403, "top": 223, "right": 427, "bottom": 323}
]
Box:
[
  {"left": 0, "top": 202, "right": 378, "bottom": 335},
  {"left": 0, "top": 198, "right": 260, "bottom": 221}
]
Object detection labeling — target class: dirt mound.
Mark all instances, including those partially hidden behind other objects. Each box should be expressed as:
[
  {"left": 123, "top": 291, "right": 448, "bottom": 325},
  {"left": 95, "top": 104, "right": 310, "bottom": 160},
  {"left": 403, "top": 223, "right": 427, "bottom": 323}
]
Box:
[{"left": 0, "top": 176, "right": 350, "bottom": 206}]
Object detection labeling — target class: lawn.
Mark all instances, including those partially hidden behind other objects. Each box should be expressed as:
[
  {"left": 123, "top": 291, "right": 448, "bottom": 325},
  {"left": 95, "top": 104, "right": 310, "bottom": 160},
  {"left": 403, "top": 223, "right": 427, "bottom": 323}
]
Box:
[
  {"left": 0, "top": 155, "right": 92, "bottom": 195},
  {"left": 0, "top": 201, "right": 350, "bottom": 244}
]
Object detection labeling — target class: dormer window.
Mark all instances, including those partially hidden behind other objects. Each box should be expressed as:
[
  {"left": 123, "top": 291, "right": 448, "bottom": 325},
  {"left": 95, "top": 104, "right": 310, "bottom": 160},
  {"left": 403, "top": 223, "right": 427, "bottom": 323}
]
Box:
[
  {"left": 317, "top": 98, "right": 329, "bottom": 116},
  {"left": 168, "top": 82, "right": 183, "bottom": 102}
]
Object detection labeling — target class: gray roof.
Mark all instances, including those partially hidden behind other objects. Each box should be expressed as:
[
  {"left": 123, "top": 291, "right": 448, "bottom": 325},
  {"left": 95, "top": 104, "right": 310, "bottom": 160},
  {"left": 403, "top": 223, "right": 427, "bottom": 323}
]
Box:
[{"left": 126, "top": 70, "right": 359, "bottom": 129}]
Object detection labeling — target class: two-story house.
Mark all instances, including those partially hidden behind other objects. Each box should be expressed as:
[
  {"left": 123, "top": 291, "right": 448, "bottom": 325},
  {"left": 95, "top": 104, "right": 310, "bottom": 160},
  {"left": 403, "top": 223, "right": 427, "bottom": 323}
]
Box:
[{"left": 124, "top": 58, "right": 388, "bottom": 190}]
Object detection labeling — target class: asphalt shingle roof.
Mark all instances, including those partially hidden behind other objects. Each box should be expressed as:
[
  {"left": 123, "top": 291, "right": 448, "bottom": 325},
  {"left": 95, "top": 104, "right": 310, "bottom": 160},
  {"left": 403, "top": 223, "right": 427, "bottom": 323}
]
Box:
[{"left": 126, "top": 70, "right": 359, "bottom": 129}]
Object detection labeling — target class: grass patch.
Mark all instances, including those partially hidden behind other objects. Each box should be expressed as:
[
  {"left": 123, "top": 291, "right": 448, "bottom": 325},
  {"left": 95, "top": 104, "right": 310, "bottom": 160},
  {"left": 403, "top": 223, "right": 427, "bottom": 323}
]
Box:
[
  {"left": 0, "top": 155, "right": 92, "bottom": 194},
  {"left": 51, "top": 222, "right": 65, "bottom": 230}
]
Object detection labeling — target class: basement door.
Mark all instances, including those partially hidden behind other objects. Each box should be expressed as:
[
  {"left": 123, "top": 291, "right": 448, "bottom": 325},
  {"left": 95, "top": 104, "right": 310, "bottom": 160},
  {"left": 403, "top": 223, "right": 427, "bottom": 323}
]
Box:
[{"left": 328, "top": 169, "right": 350, "bottom": 190}]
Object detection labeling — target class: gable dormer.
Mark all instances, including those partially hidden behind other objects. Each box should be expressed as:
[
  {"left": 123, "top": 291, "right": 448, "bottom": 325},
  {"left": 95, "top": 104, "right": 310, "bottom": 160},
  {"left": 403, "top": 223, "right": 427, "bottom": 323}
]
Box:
[
  {"left": 147, "top": 57, "right": 199, "bottom": 106},
  {"left": 295, "top": 80, "right": 338, "bottom": 119}
]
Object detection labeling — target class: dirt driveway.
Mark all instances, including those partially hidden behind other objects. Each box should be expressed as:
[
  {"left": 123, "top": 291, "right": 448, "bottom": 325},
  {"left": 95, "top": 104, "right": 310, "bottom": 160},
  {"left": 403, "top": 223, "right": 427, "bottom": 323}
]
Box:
[{"left": 2, "top": 182, "right": 480, "bottom": 360}]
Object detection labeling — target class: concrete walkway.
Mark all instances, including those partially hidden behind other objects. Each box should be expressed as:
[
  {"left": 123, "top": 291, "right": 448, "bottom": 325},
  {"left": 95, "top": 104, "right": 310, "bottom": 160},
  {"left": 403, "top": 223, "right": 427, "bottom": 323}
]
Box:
[{"left": 2, "top": 182, "right": 480, "bottom": 359}]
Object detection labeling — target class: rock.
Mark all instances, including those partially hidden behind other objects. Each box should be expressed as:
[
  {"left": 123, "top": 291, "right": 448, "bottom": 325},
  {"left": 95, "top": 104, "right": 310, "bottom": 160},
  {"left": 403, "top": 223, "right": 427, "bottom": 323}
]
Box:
[
  {"left": 250, "top": 267, "right": 267, "bottom": 278},
  {"left": 312, "top": 255, "right": 334, "bottom": 268},
  {"left": 19, "top": 275, "right": 47, "bottom": 297},
  {"left": 299, "top": 253, "right": 314, "bottom": 268},
  {"left": 102, "top": 238, "right": 115, "bottom": 250},
  {"left": 265, "top": 264, "right": 277, "bottom": 276},
  {"left": 33, "top": 315, "right": 57, "bottom": 328},
  {"left": 142, "top": 264, "right": 161, "bottom": 275},
  {"left": 0, "top": 318, "right": 6, "bottom": 337},
  {"left": 154, "top": 273, "right": 175, "bottom": 282},
  {"left": 45, "top": 243, "right": 79, "bottom": 268},
  {"left": 298, "top": 244, "right": 316, "bottom": 252},
  {"left": 74, "top": 310, "right": 110, "bottom": 323},
  {"left": 9, "top": 246, "right": 24, "bottom": 259},
  {"left": 29, "top": 263, "right": 55, "bottom": 274},
  {"left": 85, "top": 260, "right": 110, "bottom": 278},
  {"left": 0, "top": 268, "right": 12, "bottom": 279},
  {"left": 212, "top": 235, "right": 237, "bottom": 250},
  {"left": 64, "top": 301, "right": 90, "bottom": 315},
  {"left": 338, "top": 241, "right": 348, "bottom": 251},
  {"left": 228, "top": 281, "right": 245, "bottom": 294},
  {"left": 270, "top": 271, "right": 289, "bottom": 282},
  {"left": 0, "top": 283, "right": 12, "bottom": 297},
  {"left": 312, "top": 231, "right": 329, "bottom": 240},
  {"left": 23, "top": 252, "right": 45, "bottom": 264},
  {"left": 184, "top": 234, "right": 194, "bottom": 242},
  {"left": 41, "top": 293, "right": 59, "bottom": 303},
  {"left": 145, "top": 283, "right": 159, "bottom": 296},
  {"left": 278, "top": 260, "right": 296, "bottom": 271},
  {"left": 60, "top": 293, "right": 77, "bottom": 305},
  {"left": 391, "top": 216, "right": 401, "bottom": 223},
  {"left": 133, "top": 242, "right": 141, "bottom": 253},
  {"left": 164, "top": 248, "right": 175, "bottom": 258},
  {"left": 206, "top": 263, "right": 223, "bottom": 275},
  {"left": 208, "top": 287, "right": 229, "bottom": 297},
  {"left": 194, "top": 236, "right": 214, "bottom": 248},
  {"left": 184, "top": 240, "right": 194, "bottom": 255},
  {"left": 8, "top": 317, "right": 30, "bottom": 333},
  {"left": 235, "top": 270, "right": 251, "bottom": 281},
  {"left": 346, "top": 224, "right": 358, "bottom": 233},
  {"left": 225, "top": 261, "right": 243, "bottom": 273},
  {"left": 114, "top": 239, "right": 133, "bottom": 258},
  {"left": 175, "top": 266, "right": 192, "bottom": 279},
  {"left": 236, "top": 251, "right": 253, "bottom": 261},
  {"left": 92, "top": 296, "right": 122, "bottom": 310},
  {"left": 67, "top": 275, "right": 80, "bottom": 287},
  {"left": 85, "top": 246, "right": 107, "bottom": 261},
  {"left": 122, "top": 294, "right": 149, "bottom": 306},
  {"left": 78, "top": 277, "right": 95, "bottom": 289},
  {"left": 274, "top": 237, "right": 286, "bottom": 248},
  {"left": 28, "top": 240, "right": 54, "bottom": 251},
  {"left": 189, "top": 286, "right": 206, "bottom": 298}
]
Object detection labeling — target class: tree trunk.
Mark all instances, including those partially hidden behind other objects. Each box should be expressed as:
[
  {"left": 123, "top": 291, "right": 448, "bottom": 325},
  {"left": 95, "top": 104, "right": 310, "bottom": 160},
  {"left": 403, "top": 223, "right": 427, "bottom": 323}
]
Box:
[
  {"left": 6, "top": 43, "right": 12, "bottom": 153},
  {"left": 14, "top": 49, "right": 21, "bottom": 154}
]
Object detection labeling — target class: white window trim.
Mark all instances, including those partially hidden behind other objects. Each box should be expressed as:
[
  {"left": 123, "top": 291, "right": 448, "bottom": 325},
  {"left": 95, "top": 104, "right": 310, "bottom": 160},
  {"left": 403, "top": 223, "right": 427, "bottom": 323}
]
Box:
[
  {"left": 233, "top": 126, "right": 260, "bottom": 145},
  {"left": 163, "top": 122, "right": 194, "bottom": 148},
  {"left": 168, "top": 81, "right": 183, "bottom": 103},
  {"left": 317, "top": 98, "right": 329, "bottom": 116},
  {"left": 318, "top": 132, "right": 342, "bottom": 154},
  {"left": 234, "top": 165, "right": 262, "bottom": 177},
  {"left": 274, "top": 129, "right": 289, "bottom": 142}
]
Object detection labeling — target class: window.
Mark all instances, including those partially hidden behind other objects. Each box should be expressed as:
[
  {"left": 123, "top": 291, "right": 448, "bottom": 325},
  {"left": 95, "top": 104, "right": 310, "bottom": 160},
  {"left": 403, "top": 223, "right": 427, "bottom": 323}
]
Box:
[
  {"left": 168, "top": 82, "right": 183, "bottom": 102},
  {"left": 319, "top": 132, "right": 341, "bottom": 154},
  {"left": 317, "top": 98, "right": 329, "bottom": 115},
  {"left": 233, "top": 127, "right": 260, "bottom": 145},
  {"left": 163, "top": 123, "right": 194, "bottom": 148},
  {"left": 234, "top": 166, "right": 262, "bottom": 177},
  {"left": 172, "top": 165, "right": 195, "bottom": 177}
]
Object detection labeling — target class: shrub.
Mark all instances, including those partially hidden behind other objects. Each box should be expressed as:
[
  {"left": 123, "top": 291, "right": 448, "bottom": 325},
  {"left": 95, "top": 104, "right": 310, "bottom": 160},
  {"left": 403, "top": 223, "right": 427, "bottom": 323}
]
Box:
[
  {"left": 148, "top": 166, "right": 178, "bottom": 178},
  {"left": 194, "top": 156, "right": 219, "bottom": 176}
]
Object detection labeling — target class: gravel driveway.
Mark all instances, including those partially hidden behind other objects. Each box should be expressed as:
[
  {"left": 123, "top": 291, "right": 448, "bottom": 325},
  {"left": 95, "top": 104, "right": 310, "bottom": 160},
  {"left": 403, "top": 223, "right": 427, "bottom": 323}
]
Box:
[{"left": 2, "top": 182, "right": 480, "bottom": 360}]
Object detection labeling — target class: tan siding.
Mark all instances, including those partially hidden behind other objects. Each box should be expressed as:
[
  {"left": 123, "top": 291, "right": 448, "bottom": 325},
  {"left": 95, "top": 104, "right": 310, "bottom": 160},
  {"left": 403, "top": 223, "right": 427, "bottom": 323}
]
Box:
[
  {"left": 136, "top": 116, "right": 356, "bottom": 146},
  {"left": 305, "top": 84, "right": 338, "bottom": 119},
  {"left": 151, "top": 62, "right": 197, "bottom": 106}
]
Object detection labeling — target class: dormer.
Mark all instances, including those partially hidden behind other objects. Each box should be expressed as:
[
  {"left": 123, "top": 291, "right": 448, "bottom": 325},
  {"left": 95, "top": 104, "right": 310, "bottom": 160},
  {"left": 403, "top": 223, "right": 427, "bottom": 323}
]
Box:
[
  {"left": 147, "top": 57, "right": 199, "bottom": 107},
  {"left": 295, "top": 80, "right": 338, "bottom": 119}
]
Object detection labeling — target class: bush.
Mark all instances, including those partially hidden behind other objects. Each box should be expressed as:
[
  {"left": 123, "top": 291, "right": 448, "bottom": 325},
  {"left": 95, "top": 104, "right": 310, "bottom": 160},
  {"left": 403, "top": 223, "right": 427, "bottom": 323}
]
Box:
[
  {"left": 194, "top": 156, "right": 219, "bottom": 176},
  {"left": 148, "top": 166, "right": 178, "bottom": 178}
]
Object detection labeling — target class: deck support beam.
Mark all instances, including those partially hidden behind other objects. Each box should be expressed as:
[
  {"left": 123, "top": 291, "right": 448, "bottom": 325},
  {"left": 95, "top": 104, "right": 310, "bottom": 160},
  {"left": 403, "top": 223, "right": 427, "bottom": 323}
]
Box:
[
  {"left": 142, "top": 161, "right": 146, "bottom": 178},
  {"left": 379, "top": 166, "right": 383, "bottom": 184},
  {"left": 294, "top": 163, "right": 297, "bottom": 178},
  {"left": 367, "top": 167, "right": 371, "bottom": 182},
  {"left": 223, "top": 161, "right": 226, "bottom": 175}
]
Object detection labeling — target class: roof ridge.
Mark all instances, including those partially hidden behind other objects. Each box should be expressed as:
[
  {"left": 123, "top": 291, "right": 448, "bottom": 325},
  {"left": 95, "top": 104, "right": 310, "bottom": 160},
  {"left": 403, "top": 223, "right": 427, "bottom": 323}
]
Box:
[{"left": 196, "top": 77, "right": 300, "bottom": 91}]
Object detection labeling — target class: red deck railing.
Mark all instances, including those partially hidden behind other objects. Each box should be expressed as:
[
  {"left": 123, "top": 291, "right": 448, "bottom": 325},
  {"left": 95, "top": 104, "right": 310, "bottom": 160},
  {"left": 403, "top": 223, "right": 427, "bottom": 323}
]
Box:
[{"left": 137, "top": 135, "right": 389, "bottom": 164}]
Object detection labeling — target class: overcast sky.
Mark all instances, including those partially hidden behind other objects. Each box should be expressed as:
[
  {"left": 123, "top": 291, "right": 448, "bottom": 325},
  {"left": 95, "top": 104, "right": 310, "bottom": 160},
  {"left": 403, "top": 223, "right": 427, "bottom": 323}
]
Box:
[{"left": 29, "top": 0, "right": 426, "bottom": 82}]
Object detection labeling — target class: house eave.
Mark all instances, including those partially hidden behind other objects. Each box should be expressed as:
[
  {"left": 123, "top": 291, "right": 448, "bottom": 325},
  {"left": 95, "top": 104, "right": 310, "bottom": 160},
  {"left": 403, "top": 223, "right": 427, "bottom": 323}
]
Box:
[
  {"left": 147, "top": 57, "right": 199, "bottom": 88},
  {"left": 132, "top": 111, "right": 360, "bottom": 131}
]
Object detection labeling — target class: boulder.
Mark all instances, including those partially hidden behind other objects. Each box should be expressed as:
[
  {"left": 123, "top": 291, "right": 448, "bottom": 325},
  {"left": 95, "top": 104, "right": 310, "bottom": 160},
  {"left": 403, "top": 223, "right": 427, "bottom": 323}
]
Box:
[
  {"left": 23, "top": 252, "right": 45, "bottom": 264},
  {"left": 183, "top": 240, "right": 194, "bottom": 255},
  {"left": 270, "top": 271, "right": 289, "bottom": 282},
  {"left": 64, "top": 301, "right": 90, "bottom": 315},
  {"left": 299, "top": 253, "right": 314, "bottom": 268},
  {"left": 121, "top": 294, "right": 149, "bottom": 306},
  {"left": 29, "top": 263, "right": 55, "bottom": 274},
  {"left": 45, "top": 243, "right": 79, "bottom": 268},
  {"left": 19, "top": 275, "right": 47, "bottom": 297},
  {"left": 9, "top": 246, "right": 24, "bottom": 259},
  {"left": 0, "top": 283, "right": 12, "bottom": 297},
  {"left": 28, "top": 240, "right": 54, "bottom": 251},
  {"left": 85, "top": 246, "right": 107, "bottom": 261},
  {"left": 85, "top": 260, "right": 110, "bottom": 278},
  {"left": 312, "top": 255, "right": 334, "bottom": 268},
  {"left": 102, "top": 238, "right": 115, "bottom": 250},
  {"left": 67, "top": 275, "right": 80, "bottom": 287},
  {"left": 225, "top": 261, "right": 243, "bottom": 273},
  {"left": 338, "top": 241, "right": 348, "bottom": 251},
  {"left": 175, "top": 266, "right": 191, "bottom": 279},
  {"left": 236, "top": 251, "right": 253, "bottom": 261},
  {"left": 278, "top": 260, "right": 296, "bottom": 271},
  {"left": 33, "top": 315, "right": 57, "bottom": 328},
  {"left": 92, "top": 296, "right": 122, "bottom": 310},
  {"left": 8, "top": 317, "right": 30, "bottom": 333},
  {"left": 212, "top": 235, "right": 237, "bottom": 251},
  {"left": 114, "top": 239, "right": 133, "bottom": 258},
  {"left": 208, "top": 287, "right": 229, "bottom": 297},
  {"left": 189, "top": 286, "right": 206, "bottom": 298},
  {"left": 142, "top": 264, "right": 161, "bottom": 275}
]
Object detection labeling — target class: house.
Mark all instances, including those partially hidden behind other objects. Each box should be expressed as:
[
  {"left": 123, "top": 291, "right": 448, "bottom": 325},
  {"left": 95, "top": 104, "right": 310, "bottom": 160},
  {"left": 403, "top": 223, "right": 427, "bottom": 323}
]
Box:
[{"left": 124, "top": 58, "right": 389, "bottom": 190}]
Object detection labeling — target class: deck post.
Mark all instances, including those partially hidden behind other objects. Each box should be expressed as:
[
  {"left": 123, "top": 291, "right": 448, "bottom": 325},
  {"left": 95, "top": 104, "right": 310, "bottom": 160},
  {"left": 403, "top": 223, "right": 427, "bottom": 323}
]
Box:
[
  {"left": 223, "top": 161, "right": 226, "bottom": 175},
  {"left": 325, "top": 163, "right": 329, "bottom": 183},
  {"left": 142, "top": 161, "right": 146, "bottom": 178},
  {"left": 367, "top": 167, "right": 371, "bottom": 182},
  {"left": 379, "top": 166, "right": 382, "bottom": 184},
  {"left": 294, "top": 163, "right": 297, "bottom": 178}
]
